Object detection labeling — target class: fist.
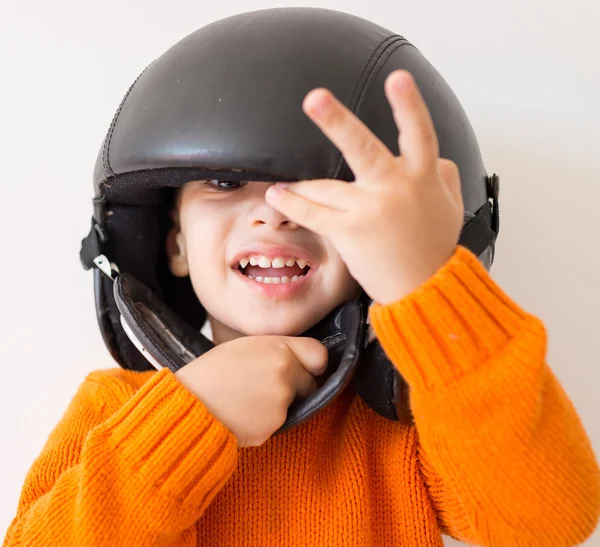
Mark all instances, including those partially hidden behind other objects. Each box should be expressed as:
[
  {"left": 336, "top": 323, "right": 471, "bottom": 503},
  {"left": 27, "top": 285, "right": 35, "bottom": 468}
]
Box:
[{"left": 175, "top": 336, "right": 328, "bottom": 447}]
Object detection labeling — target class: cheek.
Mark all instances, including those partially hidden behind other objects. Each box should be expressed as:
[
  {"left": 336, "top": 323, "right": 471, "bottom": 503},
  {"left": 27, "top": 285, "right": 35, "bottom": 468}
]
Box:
[
  {"left": 321, "top": 245, "right": 361, "bottom": 299},
  {"left": 182, "top": 209, "right": 232, "bottom": 279},
  {"left": 334, "top": 264, "right": 361, "bottom": 299}
]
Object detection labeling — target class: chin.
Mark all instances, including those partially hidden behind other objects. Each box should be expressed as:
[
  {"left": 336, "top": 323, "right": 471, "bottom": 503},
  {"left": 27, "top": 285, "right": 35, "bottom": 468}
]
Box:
[
  {"left": 234, "top": 310, "right": 323, "bottom": 337},
  {"left": 238, "top": 320, "right": 308, "bottom": 337}
]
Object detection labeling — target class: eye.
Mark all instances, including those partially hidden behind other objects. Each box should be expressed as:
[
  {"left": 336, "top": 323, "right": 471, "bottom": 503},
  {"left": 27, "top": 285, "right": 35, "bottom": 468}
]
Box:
[{"left": 206, "top": 179, "right": 248, "bottom": 192}]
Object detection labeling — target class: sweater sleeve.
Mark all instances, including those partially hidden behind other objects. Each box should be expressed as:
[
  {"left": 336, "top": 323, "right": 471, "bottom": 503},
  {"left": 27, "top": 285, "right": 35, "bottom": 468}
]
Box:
[
  {"left": 369, "top": 246, "right": 600, "bottom": 547},
  {"left": 3, "top": 367, "right": 238, "bottom": 547}
]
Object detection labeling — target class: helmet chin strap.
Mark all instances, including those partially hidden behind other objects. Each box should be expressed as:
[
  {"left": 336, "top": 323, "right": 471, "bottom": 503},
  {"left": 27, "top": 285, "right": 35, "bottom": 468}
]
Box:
[{"left": 103, "top": 268, "right": 371, "bottom": 434}]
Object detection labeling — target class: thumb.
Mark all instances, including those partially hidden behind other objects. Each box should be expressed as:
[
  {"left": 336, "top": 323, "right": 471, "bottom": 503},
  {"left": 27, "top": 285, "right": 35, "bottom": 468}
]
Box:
[{"left": 283, "top": 337, "right": 329, "bottom": 376}]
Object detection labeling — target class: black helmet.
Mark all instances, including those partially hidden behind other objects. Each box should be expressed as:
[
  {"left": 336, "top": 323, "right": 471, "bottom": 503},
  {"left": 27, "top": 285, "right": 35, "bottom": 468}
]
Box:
[{"left": 80, "top": 7, "right": 499, "bottom": 432}]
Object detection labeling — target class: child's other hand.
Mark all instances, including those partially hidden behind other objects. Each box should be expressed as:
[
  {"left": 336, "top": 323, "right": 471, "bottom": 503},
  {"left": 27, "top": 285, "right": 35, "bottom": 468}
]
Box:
[
  {"left": 265, "top": 70, "right": 464, "bottom": 305},
  {"left": 174, "top": 336, "right": 328, "bottom": 447}
]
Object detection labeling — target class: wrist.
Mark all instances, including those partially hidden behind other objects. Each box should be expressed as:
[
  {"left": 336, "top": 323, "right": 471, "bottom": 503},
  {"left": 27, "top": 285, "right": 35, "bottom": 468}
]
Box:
[{"left": 375, "top": 249, "right": 456, "bottom": 305}]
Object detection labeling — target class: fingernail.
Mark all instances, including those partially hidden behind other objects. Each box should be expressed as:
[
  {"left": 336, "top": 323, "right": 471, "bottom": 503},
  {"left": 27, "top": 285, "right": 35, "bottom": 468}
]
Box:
[
  {"left": 306, "top": 89, "right": 331, "bottom": 116},
  {"left": 266, "top": 184, "right": 284, "bottom": 196},
  {"left": 392, "top": 71, "right": 411, "bottom": 92},
  {"left": 276, "top": 182, "right": 290, "bottom": 189}
]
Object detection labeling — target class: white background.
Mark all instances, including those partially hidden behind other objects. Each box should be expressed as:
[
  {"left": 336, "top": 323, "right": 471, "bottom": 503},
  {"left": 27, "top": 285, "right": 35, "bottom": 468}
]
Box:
[{"left": 1, "top": 0, "right": 599, "bottom": 545}]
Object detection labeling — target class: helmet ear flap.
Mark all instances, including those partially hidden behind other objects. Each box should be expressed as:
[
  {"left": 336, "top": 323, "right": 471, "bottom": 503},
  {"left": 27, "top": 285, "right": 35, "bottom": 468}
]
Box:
[
  {"left": 351, "top": 292, "right": 413, "bottom": 423},
  {"left": 352, "top": 336, "right": 413, "bottom": 423}
]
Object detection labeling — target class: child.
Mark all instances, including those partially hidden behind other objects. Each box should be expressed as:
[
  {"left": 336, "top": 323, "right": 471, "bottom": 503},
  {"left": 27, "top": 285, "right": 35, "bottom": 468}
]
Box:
[{"left": 4, "top": 7, "right": 599, "bottom": 546}]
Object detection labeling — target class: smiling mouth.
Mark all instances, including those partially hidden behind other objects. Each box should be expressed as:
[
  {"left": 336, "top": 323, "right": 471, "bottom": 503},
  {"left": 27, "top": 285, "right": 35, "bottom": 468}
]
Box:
[
  {"left": 238, "top": 265, "right": 310, "bottom": 285},
  {"left": 235, "top": 255, "right": 312, "bottom": 284}
]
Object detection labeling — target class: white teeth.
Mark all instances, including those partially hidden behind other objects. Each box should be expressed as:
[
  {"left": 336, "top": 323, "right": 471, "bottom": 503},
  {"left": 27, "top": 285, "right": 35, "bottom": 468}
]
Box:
[
  {"left": 248, "top": 275, "right": 305, "bottom": 284},
  {"left": 258, "top": 256, "right": 271, "bottom": 268},
  {"left": 238, "top": 255, "right": 313, "bottom": 270}
]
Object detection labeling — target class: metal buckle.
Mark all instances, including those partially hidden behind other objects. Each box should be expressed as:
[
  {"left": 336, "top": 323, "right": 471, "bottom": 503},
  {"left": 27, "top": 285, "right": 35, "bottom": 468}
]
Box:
[{"left": 93, "top": 254, "right": 121, "bottom": 280}]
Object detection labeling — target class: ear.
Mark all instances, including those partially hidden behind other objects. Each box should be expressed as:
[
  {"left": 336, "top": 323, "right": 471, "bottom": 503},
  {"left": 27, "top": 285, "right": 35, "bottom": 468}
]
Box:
[{"left": 166, "top": 211, "right": 190, "bottom": 277}]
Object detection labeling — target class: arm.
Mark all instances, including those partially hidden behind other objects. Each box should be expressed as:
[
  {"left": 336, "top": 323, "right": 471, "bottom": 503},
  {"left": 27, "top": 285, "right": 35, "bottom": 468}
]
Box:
[
  {"left": 369, "top": 246, "right": 600, "bottom": 546},
  {"left": 3, "top": 367, "right": 238, "bottom": 547}
]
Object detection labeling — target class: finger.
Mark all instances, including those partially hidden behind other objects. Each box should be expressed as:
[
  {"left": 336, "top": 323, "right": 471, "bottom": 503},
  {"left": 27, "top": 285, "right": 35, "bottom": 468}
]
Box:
[
  {"left": 284, "top": 337, "right": 328, "bottom": 400},
  {"left": 265, "top": 184, "right": 337, "bottom": 234},
  {"left": 276, "top": 179, "right": 354, "bottom": 210},
  {"left": 437, "top": 159, "right": 463, "bottom": 207},
  {"left": 385, "top": 70, "right": 439, "bottom": 173},
  {"left": 285, "top": 337, "right": 329, "bottom": 376},
  {"left": 294, "top": 372, "right": 317, "bottom": 400},
  {"left": 303, "top": 88, "right": 397, "bottom": 182}
]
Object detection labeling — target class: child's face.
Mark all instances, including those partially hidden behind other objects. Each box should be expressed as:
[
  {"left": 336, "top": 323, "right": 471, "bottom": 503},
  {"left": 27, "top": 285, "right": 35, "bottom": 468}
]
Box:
[{"left": 167, "top": 180, "right": 361, "bottom": 344}]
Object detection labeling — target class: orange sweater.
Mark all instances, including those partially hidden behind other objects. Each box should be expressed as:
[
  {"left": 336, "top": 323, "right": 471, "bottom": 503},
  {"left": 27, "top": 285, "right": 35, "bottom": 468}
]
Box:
[{"left": 4, "top": 246, "right": 599, "bottom": 546}]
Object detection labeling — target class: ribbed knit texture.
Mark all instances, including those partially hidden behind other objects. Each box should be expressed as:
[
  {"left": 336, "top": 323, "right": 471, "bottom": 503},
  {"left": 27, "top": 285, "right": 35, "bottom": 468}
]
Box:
[{"left": 4, "top": 246, "right": 599, "bottom": 546}]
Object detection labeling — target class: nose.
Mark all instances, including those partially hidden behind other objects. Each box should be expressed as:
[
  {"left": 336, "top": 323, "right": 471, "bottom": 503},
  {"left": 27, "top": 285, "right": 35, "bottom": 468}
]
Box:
[{"left": 249, "top": 184, "right": 299, "bottom": 230}]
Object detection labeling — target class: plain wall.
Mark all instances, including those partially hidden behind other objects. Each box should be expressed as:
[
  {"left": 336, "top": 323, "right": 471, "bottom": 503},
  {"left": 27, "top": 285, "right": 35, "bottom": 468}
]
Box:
[{"left": 1, "top": 0, "right": 598, "bottom": 544}]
